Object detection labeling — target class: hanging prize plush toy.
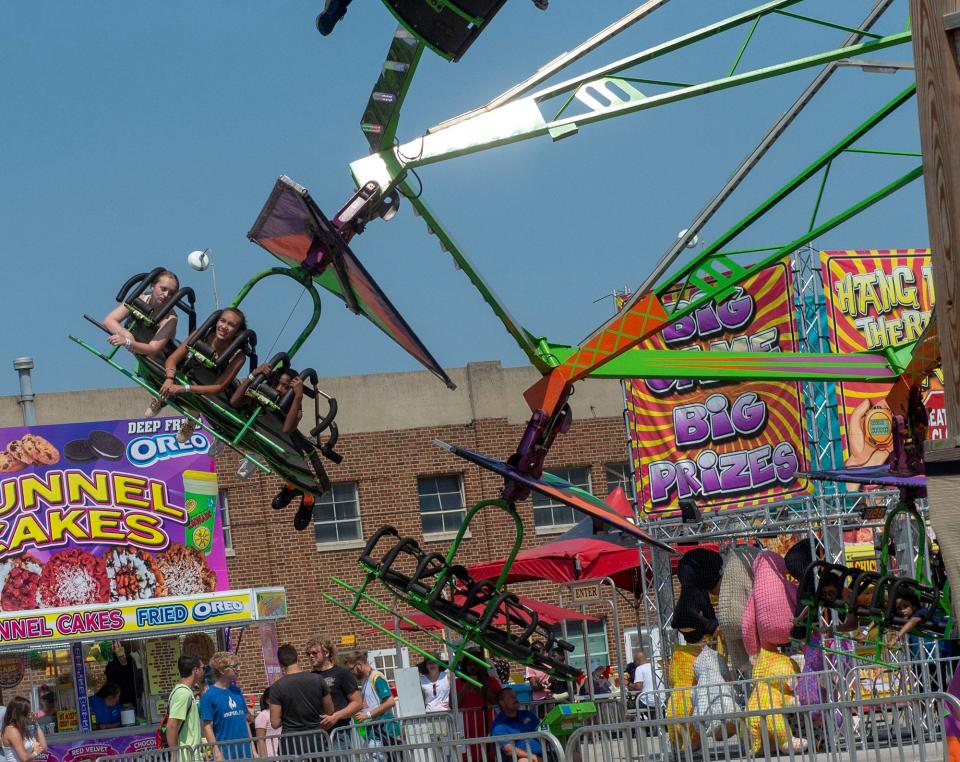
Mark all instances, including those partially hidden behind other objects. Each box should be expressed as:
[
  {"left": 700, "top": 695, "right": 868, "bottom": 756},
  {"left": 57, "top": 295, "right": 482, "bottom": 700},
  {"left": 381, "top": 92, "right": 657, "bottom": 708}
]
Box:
[
  {"left": 672, "top": 548, "right": 724, "bottom": 643},
  {"left": 742, "top": 550, "right": 798, "bottom": 655},
  {"left": 718, "top": 544, "right": 759, "bottom": 677},
  {"left": 746, "top": 647, "right": 806, "bottom": 755},
  {"left": 692, "top": 644, "right": 741, "bottom": 740}
]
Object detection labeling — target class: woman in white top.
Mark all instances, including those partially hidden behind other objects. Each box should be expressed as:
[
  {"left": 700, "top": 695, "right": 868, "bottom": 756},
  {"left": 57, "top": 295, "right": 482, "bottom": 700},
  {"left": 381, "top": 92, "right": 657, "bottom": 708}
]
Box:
[
  {"left": 2, "top": 697, "right": 47, "bottom": 762},
  {"left": 418, "top": 657, "right": 450, "bottom": 712}
]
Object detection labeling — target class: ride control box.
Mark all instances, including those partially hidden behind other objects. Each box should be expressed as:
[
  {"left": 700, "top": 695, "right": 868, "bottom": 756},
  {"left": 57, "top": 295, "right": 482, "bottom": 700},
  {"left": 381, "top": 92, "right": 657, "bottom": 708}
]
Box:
[{"left": 543, "top": 701, "right": 596, "bottom": 745}]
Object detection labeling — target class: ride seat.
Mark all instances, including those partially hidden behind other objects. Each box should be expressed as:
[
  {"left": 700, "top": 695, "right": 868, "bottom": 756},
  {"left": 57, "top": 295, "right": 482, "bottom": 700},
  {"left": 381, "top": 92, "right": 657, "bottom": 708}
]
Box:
[{"left": 382, "top": 0, "right": 509, "bottom": 62}]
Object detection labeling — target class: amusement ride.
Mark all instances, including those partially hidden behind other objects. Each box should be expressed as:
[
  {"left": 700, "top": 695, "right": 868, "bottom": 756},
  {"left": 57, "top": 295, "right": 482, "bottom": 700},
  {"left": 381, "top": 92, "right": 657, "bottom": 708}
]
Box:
[{"left": 72, "top": 0, "right": 949, "bottom": 689}]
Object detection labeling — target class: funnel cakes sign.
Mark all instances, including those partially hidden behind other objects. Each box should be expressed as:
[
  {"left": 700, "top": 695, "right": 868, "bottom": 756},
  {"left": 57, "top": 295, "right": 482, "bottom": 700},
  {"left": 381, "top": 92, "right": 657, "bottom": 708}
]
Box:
[{"left": 0, "top": 418, "right": 228, "bottom": 613}]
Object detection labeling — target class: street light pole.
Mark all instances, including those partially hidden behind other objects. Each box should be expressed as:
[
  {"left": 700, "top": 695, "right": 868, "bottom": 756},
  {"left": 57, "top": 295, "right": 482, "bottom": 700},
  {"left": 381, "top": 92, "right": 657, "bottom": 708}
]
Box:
[{"left": 187, "top": 248, "right": 220, "bottom": 309}]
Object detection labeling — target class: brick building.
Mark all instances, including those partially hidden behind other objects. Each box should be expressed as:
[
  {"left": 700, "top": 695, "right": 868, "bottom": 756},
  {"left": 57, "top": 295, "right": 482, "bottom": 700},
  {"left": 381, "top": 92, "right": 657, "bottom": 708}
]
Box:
[{"left": 0, "top": 360, "right": 651, "bottom": 687}]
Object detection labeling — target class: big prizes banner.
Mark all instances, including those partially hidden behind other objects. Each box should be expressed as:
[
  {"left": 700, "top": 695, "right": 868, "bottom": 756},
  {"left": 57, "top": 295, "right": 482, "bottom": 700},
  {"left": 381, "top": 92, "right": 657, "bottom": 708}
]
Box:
[
  {"left": 625, "top": 259, "right": 810, "bottom": 515},
  {"left": 0, "top": 417, "right": 228, "bottom": 611}
]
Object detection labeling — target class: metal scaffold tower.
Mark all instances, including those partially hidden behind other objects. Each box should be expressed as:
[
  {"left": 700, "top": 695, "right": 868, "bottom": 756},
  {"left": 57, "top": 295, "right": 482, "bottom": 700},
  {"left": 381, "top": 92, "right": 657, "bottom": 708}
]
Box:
[{"left": 792, "top": 244, "right": 847, "bottom": 566}]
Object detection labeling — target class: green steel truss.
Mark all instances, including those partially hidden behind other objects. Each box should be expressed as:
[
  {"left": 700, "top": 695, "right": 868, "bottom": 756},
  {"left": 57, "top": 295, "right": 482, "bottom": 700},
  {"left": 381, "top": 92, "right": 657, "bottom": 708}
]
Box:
[{"left": 349, "top": 1, "right": 922, "bottom": 383}]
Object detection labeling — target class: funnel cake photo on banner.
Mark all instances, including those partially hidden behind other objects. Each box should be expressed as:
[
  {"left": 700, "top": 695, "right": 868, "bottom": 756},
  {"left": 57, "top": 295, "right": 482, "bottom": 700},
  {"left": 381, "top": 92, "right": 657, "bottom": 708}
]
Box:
[
  {"left": 37, "top": 549, "right": 110, "bottom": 607},
  {"left": 104, "top": 547, "right": 166, "bottom": 601},
  {"left": 0, "top": 554, "right": 42, "bottom": 611},
  {"left": 155, "top": 544, "right": 218, "bottom": 595}
]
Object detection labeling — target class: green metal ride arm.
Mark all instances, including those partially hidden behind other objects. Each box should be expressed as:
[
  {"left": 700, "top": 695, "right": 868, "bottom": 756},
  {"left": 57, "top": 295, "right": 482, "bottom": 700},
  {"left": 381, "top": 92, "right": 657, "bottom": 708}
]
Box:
[
  {"left": 351, "top": 17, "right": 910, "bottom": 189},
  {"left": 401, "top": 184, "right": 548, "bottom": 371},
  {"left": 544, "top": 342, "right": 917, "bottom": 383}
]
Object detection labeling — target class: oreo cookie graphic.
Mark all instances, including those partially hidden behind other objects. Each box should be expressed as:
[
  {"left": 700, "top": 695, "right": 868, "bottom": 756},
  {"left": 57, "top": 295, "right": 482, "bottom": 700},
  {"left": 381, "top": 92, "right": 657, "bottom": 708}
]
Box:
[
  {"left": 87, "top": 430, "right": 125, "bottom": 460},
  {"left": 64, "top": 439, "right": 96, "bottom": 463}
]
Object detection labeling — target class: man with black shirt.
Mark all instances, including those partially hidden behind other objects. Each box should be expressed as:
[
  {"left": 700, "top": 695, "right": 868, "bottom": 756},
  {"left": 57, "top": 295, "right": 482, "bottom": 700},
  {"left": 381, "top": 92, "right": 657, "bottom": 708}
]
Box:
[
  {"left": 268, "top": 644, "right": 334, "bottom": 755},
  {"left": 306, "top": 637, "right": 363, "bottom": 751}
]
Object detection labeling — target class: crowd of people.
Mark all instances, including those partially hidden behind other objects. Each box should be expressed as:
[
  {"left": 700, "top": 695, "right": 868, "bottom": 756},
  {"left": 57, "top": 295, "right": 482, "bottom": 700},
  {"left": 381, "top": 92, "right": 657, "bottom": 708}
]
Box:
[
  {"left": 161, "top": 638, "right": 402, "bottom": 762},
  {"left": 152, "top": 634, "right": 656, "bottom": 762}
]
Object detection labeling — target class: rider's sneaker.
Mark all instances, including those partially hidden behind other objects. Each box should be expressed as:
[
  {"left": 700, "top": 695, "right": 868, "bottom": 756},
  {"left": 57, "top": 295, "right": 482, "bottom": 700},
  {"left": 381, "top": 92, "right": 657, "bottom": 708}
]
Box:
[
  {"left": 271, "top": 486, "right": 299, "bottom": 510},
  {"left": 293, "top": 494, "right": 316, "bottom": 531},
  {"left": 316, "top": 0, "right": 351, "bottom": 36},
  {"left": 236, "top": 455, "right": 261, "bottom": 479},
  {"left": 145, "top": 397, "right": 163, "bottom": 417}
]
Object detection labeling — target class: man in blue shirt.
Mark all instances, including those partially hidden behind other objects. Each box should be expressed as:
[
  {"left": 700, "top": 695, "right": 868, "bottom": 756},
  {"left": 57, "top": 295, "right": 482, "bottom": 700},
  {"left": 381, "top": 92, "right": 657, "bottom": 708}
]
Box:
[
  {"left": 199, "top": 652, "right": 252, "bottom": 760},
  {"left": 490, "top": 687, "right": 545, "bottom": 762},
  {"left": 89, "top": 683, "right": 122, "bottom": 729}
]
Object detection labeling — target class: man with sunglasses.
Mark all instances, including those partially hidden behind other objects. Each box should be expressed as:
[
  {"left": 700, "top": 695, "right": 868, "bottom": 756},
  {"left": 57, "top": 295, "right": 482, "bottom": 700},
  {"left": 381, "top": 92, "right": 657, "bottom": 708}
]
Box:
[
  {"left": 305, "top": 637, "right": 363, "bottom": 748},
  {"left": 199, "top": 652, "right": 252, "bottom": 761}
]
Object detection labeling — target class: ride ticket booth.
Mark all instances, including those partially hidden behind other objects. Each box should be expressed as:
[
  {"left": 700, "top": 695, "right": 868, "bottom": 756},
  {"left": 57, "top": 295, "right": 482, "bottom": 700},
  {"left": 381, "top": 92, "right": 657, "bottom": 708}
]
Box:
[{"left": 0, "top": 417, "right": 284, "bottom": 760}]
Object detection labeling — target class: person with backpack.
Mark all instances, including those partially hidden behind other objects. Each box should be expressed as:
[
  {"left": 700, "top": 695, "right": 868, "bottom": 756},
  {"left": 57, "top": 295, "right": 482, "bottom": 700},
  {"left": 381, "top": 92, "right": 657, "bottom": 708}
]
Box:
[
  {"left": 343, "top": 650, "right": 398, "bottom": 762},
  {"left": 165, "top": 653, "right": 204, "bottom": 759}
]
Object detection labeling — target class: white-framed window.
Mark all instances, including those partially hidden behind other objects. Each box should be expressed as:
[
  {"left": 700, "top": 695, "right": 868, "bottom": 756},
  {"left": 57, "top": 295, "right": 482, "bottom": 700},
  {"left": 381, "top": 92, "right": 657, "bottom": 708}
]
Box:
[
  {"left": 368, "top": 647, "right": 410, "bottom": 685},
  {"left": 553, "top": 619, "right": 609, "bottom": 675},
  {"left": 532, "top": 466, "right": 592, "bottom": 530},
  {"left": 624, "top": 627, "right": 664, "bottom": 665},
  {"left": 314, "top": 482, "right": 362, "bottom": 545},
  {"left": 218, "top": 488, "right": 234, "bottom": 556},
  {"left": 624, "top": 626, "right": 666, "bottom": 691},
  {"left": 417, "top": 474, "right": 466, "bottom": 535},
  {"left": 605, "top": 462, "right": 636, "bottom": 504}
]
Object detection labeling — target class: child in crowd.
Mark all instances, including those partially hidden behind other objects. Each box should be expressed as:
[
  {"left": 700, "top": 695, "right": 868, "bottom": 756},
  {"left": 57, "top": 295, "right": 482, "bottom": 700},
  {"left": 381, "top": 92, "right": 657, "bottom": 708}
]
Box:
[{"left": 254, "top": 688, "right": 280, "bottom": 757}]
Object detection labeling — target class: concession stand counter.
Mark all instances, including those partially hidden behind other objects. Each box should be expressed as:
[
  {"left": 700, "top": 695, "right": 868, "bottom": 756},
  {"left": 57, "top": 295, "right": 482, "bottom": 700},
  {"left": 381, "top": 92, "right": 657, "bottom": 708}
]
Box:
[
  {"left": 0, "top": 588, "right": 288, "bottom": 761},
  {"left": 0, "top": 417, "right": 285, "bottom": 761}
]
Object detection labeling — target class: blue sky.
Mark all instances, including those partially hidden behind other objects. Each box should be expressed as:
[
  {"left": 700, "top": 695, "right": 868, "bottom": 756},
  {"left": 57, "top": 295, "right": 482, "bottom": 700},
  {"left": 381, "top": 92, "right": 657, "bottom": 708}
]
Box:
[{"left": 1, "top": 1, "right": 926, "bottom": 398}]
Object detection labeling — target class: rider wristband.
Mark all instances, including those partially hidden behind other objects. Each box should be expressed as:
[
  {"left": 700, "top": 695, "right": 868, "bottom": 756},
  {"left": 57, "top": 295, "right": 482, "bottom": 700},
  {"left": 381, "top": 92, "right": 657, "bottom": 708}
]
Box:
[
  {"left": 125, "top": 336, "right": 132, "bottom": 348},
  {"left": 183, "top": 384, "right": 191, "bottom": 393}
]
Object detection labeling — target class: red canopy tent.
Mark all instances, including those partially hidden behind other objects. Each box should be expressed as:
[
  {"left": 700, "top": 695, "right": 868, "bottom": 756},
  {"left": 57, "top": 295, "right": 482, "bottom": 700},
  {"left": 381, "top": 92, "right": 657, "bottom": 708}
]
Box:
[
  {"left": 468, "top": 538, "right": 719, "bottom": 593},
  {"left": 466, "top": 488, "right": 717, "bottom": 592},
  {"left": 372, "top": 593, "right": 598, "bottom": 633}
]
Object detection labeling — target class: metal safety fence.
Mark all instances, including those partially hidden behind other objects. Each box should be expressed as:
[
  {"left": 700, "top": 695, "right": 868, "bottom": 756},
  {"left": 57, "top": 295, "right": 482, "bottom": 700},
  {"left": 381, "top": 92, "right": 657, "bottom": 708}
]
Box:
[
  {"left": 195, "top": 725, "right": 333, "bottom": 758},
  {"left": 634, "top": 669, "right": 840, "bottom": 718},
  {"left": 565, "top": 691, "right": 960, "bottom": 762},
  {"left": 97, "top": 655, "right": 960, "bottom": 762},
  {"left": 98, "top": 728, "right": 563, "bottom": 762},
  {"left": 328, "top": 711, "right": 457, "bottom": 758},
  {"left": 848, "top": 655, "right": 960, "bottom": 702}
]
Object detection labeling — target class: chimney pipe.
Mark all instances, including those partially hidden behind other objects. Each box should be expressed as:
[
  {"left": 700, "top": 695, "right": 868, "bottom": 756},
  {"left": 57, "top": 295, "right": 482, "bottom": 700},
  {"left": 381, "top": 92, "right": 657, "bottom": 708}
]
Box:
[{"left": 13, "top": 357, "right": 37, "bottom": 426}]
